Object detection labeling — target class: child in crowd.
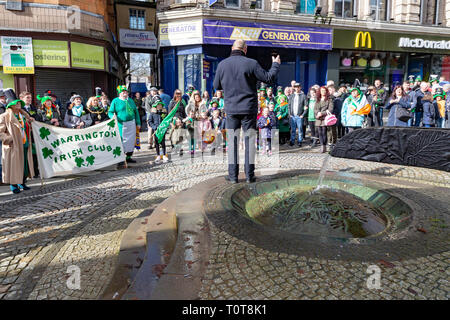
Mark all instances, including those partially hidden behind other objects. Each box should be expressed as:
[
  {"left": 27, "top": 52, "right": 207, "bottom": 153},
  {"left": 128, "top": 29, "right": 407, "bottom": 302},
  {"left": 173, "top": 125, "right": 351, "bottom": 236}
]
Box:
[
  {"left": 183, "top": 110, "right": 196, "bottom": 157},
  {"left": 197, "top": 111, "right": 212, "bottom": 153},
  {"left": 148, "top": 98, "right": 169, "bottom": 163},
  {"left": 169, "top": 117, "right": 185, "bottom": 157},
  {"left": 257, "top": 107, "right": 276, "bottom": 156},
  {"left": 210, "top": 109, "right": 223, "bottom": 155}
]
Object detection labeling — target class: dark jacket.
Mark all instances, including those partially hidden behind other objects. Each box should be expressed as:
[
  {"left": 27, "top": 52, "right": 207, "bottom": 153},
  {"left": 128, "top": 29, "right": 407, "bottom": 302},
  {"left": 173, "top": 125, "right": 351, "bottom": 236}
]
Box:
[
  {"left": 213, "top": 50, "right": 279, "bottom": 115},
  {"left": 147, "top": 110, "right": 166, "bottom": 131},
  {"left": 22, "top": 104, "right": 42, "bottom": 121},
  {"left": 412, "top": 89, "right": 425, "bottom": 113},
  {"left": 374, "top": 85, "right": 388, "bottom": 107},
  {"left": 64, "top": 108, "right": 93, "bottom": 128},
  {"left": 0, "top": 103, "right": 6, "bottom": 115},
  {"left": 168, "top": 99, "right": 187, "bottom": 120},
  {"left": 385, "top": 97, "right": 410, "bottom": 127},
  {"left": 422, "top": 100, "right": 435, "bottom": 126},
  {"left": 288, "top": 92, "right": 307, "bottom": 117},
  {"left": 210, "top": 117, "right": 224, "bottom": 130}
]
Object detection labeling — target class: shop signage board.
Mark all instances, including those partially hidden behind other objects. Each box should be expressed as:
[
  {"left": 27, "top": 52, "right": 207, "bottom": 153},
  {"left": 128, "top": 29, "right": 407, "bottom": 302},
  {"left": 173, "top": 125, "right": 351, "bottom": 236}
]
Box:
[
  {"left": 1, "top": 36, "right": 34, "bottom": 74},
  {"left": 119, "top": 29, "right": 157, "bottom": 50},
  {"left": 159, "top": 20, "right": 203, "bottom": 47},
  {"left": 203, "top": 19, "right": 332, "bottom": 50},
  {"left": 334, "top": 29, "right": 450, "bottom": 54},
  {"left": 33, "top": 40, "right": 69, "bottom": 67},
  {"left": 71, "top": 42, "right": 105, "bottom": 70}
]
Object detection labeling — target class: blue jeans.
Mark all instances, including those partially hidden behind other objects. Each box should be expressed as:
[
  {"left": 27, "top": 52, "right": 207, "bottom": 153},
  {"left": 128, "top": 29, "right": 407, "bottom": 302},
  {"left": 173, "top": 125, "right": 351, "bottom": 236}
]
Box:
[
  {"left": 377, "top": 107, "right": 384, "bottom": 127},
  {"left": 414, "top": 112, "right": 423, "bottom": 127},
  {"left": 424, "top": 124, "right": 433, "bottom": 128},
  {"left": 436, "top": 118, "right": 444, "bottom": 128},
  {"left": 290, "top": 116, "right": 304, "bottom": 144}
]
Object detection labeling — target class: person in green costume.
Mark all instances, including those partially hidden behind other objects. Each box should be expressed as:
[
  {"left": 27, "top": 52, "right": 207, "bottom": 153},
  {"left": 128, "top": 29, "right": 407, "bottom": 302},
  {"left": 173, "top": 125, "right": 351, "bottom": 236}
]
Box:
[
  {"left": 274, "top": 95, "right": 290, "bottom": 145},
  {"left": 108, "top": 85, "right": 141, "bottom": 168}
]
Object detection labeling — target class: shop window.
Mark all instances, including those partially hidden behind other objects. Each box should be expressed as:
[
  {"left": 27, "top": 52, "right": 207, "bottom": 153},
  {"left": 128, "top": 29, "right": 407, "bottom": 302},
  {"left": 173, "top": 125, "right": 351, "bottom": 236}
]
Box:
[
  {"left": 129, "top": 9, "right": 145, "bottom": 30},
  {"left": 179, "top": 54, "right": 202, "bottom": 94},
  {"left": 335, "top": 0, "right": 355, "bottom": 19},
  {"left": 369, "top": 0, "right": 389, "bottom": 21},
  {"left": 225, "top": 0, "right": 240, "bottom": 8},
  {"left": 255, "top": 0, "right": 263, "bottom": 10},
  {"left": 295, "top": 0, "right": 317, "bottom": 14},
  {"left": 432, "top": 55, "right": 450, "bottom": 81}
]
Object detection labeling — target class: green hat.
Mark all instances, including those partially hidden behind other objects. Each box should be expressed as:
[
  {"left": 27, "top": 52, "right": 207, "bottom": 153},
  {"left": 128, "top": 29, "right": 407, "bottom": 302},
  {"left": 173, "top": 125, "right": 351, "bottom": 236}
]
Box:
[
  {"left": 258, "top": 86, "right": 267, "bottom": 92},
  {"left": 151, "top": 97, "right": 165, "bottom": 108},
  {"left": 37, "top": 95, "right": 53, "bottom": 104},
  {"left": 350, "top": 87, "right": 362, "bottom": 96},
  {"left": 415, "top": 75, "right": 422, "bottom": 82},
  {"left": 116, "top": 85, "right": 128, "bottom": 94},
  {"left": 6, "top": 99, "right": 25, "bottom": 109},
  {"left": 429, "top": 75, "right": 439, "bottom": 84},
  {"left": 408, "top": 75, "right": 415, "bottom": 83},
  {"left": 433, "top": 87, "right": 445, "bottom": 99}
]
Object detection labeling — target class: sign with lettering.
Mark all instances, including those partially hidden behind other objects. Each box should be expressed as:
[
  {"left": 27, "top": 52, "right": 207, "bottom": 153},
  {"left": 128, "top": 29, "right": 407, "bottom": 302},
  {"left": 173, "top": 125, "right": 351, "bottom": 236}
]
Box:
[
  {"left": 119, "top": 29, "right": 157, "bottom": 50},
  {"left": 203, "top": 19, "right": 332, "bottom": 50},
  {"left": 1, "top": 36, "right": 34, "bottom": 74},
  {"left": 33, "top": 40, "right": 69, "bottom": 67},
  {"left": 32, "top": 116, "right": 125, "bottom": 178},
  {"left": 159, "top": 20, "right": 203, "bottom": 47},
  {"left": 70, "top": 42, "right": 105, "bottom": 70}
]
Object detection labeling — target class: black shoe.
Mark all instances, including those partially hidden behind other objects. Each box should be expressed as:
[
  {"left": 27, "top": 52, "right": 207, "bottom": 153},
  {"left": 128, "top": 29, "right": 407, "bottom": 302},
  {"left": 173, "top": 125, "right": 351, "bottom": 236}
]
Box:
[
  {"left": 298, "top": 143, "right": 302, "bottom": 148},
  {"left": 246, "top": 177, "right": 256, "bottom": 184},
  {"left": 289, "top": 141, "right": 294, "bottom": 146},
  {"left": 225, "top": 176, "right": 238, "bottom": 184},
  {"left": 127, "top": 158, "right": 137, "bottom": 163},
  {"left": 20, "top": 184, "right": 31, "bottom": 190}
]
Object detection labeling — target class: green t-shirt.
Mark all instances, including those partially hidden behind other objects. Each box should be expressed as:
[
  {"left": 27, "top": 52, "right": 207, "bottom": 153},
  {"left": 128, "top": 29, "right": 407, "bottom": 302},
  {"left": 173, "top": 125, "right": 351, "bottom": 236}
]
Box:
[{"left": 308, "top": 99, "right": 316, "bottom": 121}]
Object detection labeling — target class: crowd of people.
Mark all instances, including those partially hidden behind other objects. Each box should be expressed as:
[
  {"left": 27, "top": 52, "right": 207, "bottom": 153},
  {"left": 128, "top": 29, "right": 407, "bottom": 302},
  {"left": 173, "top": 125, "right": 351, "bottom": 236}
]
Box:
[{"left": 1, "top": 72, "right": 450, "bottom": 194}]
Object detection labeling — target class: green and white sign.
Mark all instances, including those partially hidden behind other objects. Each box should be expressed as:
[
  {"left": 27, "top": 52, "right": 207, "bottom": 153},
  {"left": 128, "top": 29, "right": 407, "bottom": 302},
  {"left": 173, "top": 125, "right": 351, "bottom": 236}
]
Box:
[
  {"left": 1, "top": 36, "right": 34, "bottom": 74},
  {"left": 33, "top": 40, "right": 69, "bottom": 67},
  {"left": 71, "top": 42, "right": 105, "bottom": 70},
  {"left": 32, "top": 116, "right": 125, "bottom": 178}
]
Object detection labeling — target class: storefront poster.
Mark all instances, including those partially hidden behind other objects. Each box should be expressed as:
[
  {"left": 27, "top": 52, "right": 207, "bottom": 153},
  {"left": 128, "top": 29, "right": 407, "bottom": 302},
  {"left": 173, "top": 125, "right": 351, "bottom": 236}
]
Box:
[
  {"left": 71, "top": 42, "right": 105, "bottom": 70},
  {"left": 119, "top": 29, "right": 157, "bottom": 50},
  {"left": 1, "top": 36, "right": 34, "bottom": 74},
  {"left": 159, "top": 20, "right": 203, "bottom": 47},
  {"left": 33, "top": 40, "right": 69, "bottom": 67},
  {"left": 203, "top": 19, "right": 332, "bottom": 50}
]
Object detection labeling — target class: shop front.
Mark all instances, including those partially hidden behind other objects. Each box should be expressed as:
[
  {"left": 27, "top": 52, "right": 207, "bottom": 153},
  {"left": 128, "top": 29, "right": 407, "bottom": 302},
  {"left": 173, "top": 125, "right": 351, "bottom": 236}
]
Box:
[
  {"left": 331, "top": 29, "right": 450, "bottom": 90},
  {"left": 0, "top": 35, "right": 120, "bottom": 105},
  {"left": 159, "top": 19, "right": 333, "bottom": 96}
]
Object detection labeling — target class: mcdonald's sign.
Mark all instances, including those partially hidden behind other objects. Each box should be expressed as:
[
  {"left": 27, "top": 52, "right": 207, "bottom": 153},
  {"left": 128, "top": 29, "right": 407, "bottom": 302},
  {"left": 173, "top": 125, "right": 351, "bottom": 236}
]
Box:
[{"left": 355, "top": 31, "right": 372, "bottom": 48}]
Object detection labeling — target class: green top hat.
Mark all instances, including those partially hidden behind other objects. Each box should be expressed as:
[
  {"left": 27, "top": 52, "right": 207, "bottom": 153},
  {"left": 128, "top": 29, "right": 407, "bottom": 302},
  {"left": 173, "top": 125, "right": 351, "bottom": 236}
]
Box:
[
  {"left": 151, "top": 99, "right": 165, "bottom": 108},
  {"left": 429, "top": 75, "right": 439, "bottom": 84},
  {"left": 116, "top": 85, "right": 128, "bottom": 94},
  {"left": 258, "top": 86, "right": 267, "bottom": 92},
  {"left": 37, "top": 95, "right": 53, "bottom": 105},
  {"left": 415, "top": 75, "right": 422, "bottom": 82},
  {"left": 6, "top": 99, "right": 25, "bottom": 109},
  {"left": 433, "top": 87, "right": 445, "bottom": 99}
]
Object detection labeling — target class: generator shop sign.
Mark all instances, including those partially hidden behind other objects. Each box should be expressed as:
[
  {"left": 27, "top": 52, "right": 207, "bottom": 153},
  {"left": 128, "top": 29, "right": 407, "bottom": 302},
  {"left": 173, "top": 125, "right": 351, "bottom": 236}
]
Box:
[{"left": 398, "top": 37, "right": 450, "bottom": 50}]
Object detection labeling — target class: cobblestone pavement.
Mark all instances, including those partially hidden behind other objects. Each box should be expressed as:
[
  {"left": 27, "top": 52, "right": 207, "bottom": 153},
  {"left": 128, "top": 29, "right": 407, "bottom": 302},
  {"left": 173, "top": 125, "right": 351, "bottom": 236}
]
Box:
[{"left": 0, "top": 141, "right": 449, "bottom": 299}]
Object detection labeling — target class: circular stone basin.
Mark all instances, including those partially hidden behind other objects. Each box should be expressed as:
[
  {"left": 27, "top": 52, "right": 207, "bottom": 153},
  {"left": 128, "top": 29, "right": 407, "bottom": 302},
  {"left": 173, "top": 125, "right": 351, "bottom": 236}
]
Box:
[{"left": 231, "top": 176, "right": 413, "bottom": 240}]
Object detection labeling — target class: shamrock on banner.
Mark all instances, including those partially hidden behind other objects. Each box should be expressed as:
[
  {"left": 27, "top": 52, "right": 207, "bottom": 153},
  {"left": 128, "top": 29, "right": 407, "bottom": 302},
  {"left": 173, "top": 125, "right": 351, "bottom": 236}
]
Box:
[{"left": 32, "top": 115, "right": 126, "bottom": 179}]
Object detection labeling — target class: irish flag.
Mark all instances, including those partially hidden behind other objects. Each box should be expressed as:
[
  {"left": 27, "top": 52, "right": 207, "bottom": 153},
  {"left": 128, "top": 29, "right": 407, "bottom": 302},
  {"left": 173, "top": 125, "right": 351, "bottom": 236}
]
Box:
[
  {"left": 154, "top": 101, "right": 180, "bottom": 144},
  {"left": 350, "top": 94, "right": 372, "bottom": 116}
]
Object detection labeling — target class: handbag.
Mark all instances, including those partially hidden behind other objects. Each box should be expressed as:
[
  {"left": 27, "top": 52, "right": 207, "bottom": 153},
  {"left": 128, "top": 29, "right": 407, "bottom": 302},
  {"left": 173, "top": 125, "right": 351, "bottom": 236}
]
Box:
[
  {"left": 396, "top": 107, "right": 412, "bottom": 122},
  {"left": 324, "top": 111, "right": 337, "bottom": 126}
]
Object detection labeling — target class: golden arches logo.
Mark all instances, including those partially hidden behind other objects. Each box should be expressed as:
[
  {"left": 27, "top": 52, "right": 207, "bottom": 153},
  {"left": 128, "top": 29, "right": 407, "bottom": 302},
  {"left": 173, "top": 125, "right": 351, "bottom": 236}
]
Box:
[{"left": 355, "top": 32, "right": 372, "bottom": 48}]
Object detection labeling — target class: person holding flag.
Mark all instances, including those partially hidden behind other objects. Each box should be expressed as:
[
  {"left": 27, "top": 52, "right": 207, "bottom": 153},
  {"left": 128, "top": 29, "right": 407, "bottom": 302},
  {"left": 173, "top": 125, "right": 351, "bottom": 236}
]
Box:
[
  {"left": 150, "top": 97, "right": 175, "bottom": 164},
  {"left": 341, "top": 87, "right": 371, "bottom": 133},
  {"left": 108, "top": 85, "right": 141, "bottom": 168}
]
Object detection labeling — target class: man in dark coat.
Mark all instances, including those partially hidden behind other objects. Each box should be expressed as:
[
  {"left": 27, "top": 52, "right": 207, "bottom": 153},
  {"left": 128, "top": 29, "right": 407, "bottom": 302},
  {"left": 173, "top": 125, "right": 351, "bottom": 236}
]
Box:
[
  {"left": 213, "top": 39, "right": 280, "bottom": 183},
  {"left": 288, "top": 83, "right": 307, "bottom": 147}
]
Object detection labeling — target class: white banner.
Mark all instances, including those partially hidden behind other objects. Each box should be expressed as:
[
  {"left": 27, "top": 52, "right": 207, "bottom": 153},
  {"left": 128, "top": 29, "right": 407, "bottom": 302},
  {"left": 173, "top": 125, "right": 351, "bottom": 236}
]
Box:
[
  {"left": 119, "top": 29, "right": 157, "bottom": 50},
  {"left": 32, "top": 116, "right": 125, "bottom": 179}
]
